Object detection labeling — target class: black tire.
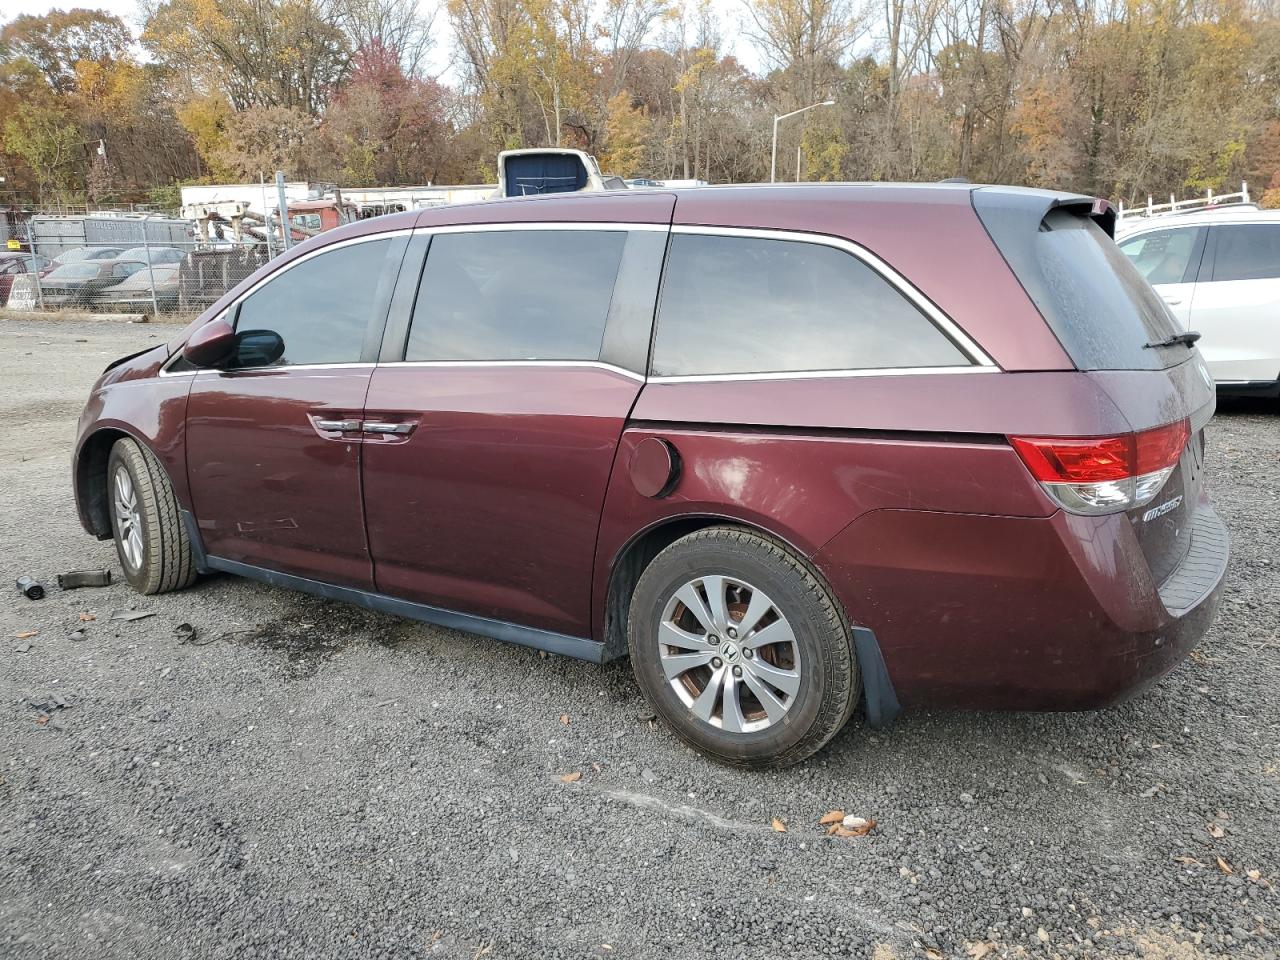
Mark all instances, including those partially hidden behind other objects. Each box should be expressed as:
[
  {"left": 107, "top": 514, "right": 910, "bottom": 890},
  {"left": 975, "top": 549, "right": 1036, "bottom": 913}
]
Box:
[
  {"left": 627, "top": 526, "right": 859, "bottom": 768},
  {"left": 107, "top": 437, "right": 197, "bottom": 595}
]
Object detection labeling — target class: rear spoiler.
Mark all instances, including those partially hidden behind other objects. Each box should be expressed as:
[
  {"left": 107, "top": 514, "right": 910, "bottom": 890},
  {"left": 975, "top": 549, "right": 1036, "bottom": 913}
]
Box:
[
  {"left": 972, "top": 186, "right": 1116, "bottom": 240},
  {"left": 1054, "top": 195, "right": 1116, "bottom": 239}
]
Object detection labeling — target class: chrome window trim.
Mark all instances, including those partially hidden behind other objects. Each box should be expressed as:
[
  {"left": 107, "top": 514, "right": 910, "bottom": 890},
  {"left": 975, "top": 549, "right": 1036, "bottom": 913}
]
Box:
[
  {"left": 414, "top": 221, "right": 668, "bottom": 237},
  {"left": 664, "top": 224, "right": 996, "bottom": 369},
  {"left": 216, "top": 362, "right": 378, "bottom": 373},
  {"left": 163, "top": 361, "right": 380, "bottom": 377},
  {"left": 381, "top": 359, "right": 645, "bottom": 381},
  {"left": 648, "top": 366, "right": 999, "bottom": 385}
]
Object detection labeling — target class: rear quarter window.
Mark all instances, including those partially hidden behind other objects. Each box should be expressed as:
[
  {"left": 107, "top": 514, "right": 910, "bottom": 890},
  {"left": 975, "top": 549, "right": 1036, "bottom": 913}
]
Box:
[
  {"left": 974, "top": 192, "right": 1185, "bottom": 371},
  {"left": 651, "top": 233, "right": 971, "bottom": 377}
]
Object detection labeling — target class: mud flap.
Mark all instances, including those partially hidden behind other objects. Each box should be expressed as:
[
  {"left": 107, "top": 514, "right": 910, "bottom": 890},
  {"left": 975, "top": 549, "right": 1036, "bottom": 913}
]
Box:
[{"left": 852, "top": 626, "right": 901, "bottom": 730}]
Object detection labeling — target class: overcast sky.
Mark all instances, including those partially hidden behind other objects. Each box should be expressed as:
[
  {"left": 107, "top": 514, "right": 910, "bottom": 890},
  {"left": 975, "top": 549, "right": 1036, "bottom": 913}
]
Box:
[{"left": 0, "top": 0, "right": 762, "bottom": 82}]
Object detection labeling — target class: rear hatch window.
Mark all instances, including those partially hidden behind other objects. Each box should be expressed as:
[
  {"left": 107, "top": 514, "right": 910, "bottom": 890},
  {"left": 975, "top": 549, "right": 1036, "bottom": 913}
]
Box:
[{"left": 973, "top": 191, "right": 1185, "bottom": 370}]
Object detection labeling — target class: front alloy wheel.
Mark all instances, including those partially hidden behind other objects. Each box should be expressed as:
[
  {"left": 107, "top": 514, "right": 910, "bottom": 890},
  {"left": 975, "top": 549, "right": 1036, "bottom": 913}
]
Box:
[
  {"left": 106, "top": 437, "right": 198, "bottom": 595},
  {"left": 112, "top": 464, "right": 145, "bottom": 573}
]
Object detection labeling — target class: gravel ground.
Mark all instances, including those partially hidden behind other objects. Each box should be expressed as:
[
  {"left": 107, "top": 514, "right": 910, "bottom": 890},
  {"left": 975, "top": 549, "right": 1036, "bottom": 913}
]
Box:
[{"left": 1, "top": 317, "right": 1277, "bottom": 960}]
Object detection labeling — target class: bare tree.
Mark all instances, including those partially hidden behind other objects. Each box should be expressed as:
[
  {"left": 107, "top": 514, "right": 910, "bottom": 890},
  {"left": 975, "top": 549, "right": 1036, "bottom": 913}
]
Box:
[{"left": 329, "top": 0, "right": 439, "bottom": 76}]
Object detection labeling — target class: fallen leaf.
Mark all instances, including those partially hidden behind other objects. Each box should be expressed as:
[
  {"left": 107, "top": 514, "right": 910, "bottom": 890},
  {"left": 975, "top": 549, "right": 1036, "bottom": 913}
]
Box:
[
  {"left": 770, "top": 818, "right": 786, "bottom": 833},
  {"left": 925, "top": 949, "right": 944, "bottom": 959},
  {"left": 559, "top": 714, "right": 570, "bottom": 725},
  {"left": 14, "top": 631, "right": 37, "bottom": 639},
  {"left": 966, "top": 943, "right": 996, "bottom": 959},
  {"left": 1216, "top": 856, "right": 1233, "bottom": 875},
  {"left": 834, "top": 817, "right": 876, "bottom": 837},
  {"left": 1173, "top": 856, "right": 1204, "bottom": 866},
  {"left": 1208, "top": 823, "right": 1225, "bottom": 839},
  {"left": 558, "top": 771, "right": 582, "bottom": 783},
  {"left": 1247, "top": 869, "right": 1261, "bottom": 881},
  {"left": 79, "top": 613, "right": 96, "bottom": 622},
  {"left": 818, "top": 809, "right": 846, "bottom": 825},
  {"left": 590, "top": 762, "right": 602, "bottom": 773}
]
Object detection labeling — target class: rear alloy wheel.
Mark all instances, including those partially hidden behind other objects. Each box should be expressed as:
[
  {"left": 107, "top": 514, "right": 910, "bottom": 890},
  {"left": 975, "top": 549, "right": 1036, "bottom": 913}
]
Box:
[
  {"left": 107, "top": 437, "right": 198, "bottom": 595},
  {"left": 628, "top": 526, "right": 859, "bottom": 767},
  {"left": 658, "top": 576, "right": 801, "bottom": 733}
]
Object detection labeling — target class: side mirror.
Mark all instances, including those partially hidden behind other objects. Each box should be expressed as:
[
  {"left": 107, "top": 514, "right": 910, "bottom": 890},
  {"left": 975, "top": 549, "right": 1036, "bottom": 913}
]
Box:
[
  {"left": 183, "top": 316, "right": 237, "bottom": 368},
  {"left": 233, "top": 329, "right": 286, "bottom": 368}
]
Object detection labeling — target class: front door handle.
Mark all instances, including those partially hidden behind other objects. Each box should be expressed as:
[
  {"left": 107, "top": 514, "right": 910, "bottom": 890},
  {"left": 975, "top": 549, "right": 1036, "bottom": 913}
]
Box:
[
  {"left": 314, "top": 418, "right": 363, "bottom": 432},
  {"left": 362, "top": 421, "right": 415, "bottom": 435}
]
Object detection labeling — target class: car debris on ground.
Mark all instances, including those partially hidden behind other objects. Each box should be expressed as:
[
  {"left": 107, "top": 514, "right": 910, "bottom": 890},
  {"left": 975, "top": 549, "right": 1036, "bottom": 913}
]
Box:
[
  {"left": 57, "top": 568, "right": 112, "bottom": 589},
  {"left": 15, "top": 575, "right": 44, "bottom": 599}
]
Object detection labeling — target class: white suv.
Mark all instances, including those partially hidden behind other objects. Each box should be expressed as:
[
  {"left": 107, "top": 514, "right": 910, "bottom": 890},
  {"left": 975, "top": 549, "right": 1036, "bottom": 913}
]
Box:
[{"left": 1117, "top": 208, "right": 1280, "bottom": 396}]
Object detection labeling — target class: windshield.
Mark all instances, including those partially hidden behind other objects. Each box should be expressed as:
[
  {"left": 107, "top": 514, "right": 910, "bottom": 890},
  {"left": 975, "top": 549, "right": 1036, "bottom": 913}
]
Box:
[
  {"left": 47, "top": 263, "right": 101, "bottom": 280},
  {"left": 120, "top": 247, "right": 181, "bottom": 262},
  {"left": 121, "top": 264, "right": 178, "bottom": 284}
]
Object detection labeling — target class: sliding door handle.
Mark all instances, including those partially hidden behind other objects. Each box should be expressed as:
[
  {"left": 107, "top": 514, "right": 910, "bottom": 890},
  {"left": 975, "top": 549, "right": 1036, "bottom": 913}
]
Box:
[
  {"left": 314, "top": 418, "right": 363, "bottom": 432},
  {"left": 362, "top": 421, "right": 415, "bottom": 435}
]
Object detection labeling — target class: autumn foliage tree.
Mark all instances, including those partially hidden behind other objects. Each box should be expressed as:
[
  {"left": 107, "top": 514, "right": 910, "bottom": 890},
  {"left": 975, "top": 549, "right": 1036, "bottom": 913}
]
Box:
[{"left": 2, "top": 0, "right": 1279, "bottom": 206}]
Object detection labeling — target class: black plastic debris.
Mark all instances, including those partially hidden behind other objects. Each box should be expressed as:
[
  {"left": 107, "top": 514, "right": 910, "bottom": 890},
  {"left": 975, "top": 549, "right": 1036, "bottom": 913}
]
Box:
[
  {"left": 174, "top": 622, "right": 214, "bottom": 646},
  {"left": 16, "top": 576, "right": 44, "bottom": 600},
  {"left": 58, "top": 569, "right": 112, "bottom": 590}
]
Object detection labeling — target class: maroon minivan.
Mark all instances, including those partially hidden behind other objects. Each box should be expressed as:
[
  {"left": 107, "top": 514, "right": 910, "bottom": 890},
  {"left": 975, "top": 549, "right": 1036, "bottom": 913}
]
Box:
[{"left": 73, "top": 184, "right": 1228, "bottom": 767}]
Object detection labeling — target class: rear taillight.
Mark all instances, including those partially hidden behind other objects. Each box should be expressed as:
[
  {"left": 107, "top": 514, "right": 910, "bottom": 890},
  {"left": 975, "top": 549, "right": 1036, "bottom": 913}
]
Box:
[{"left": 1010, "top": 419, "right": 1190, "bottom": 515}]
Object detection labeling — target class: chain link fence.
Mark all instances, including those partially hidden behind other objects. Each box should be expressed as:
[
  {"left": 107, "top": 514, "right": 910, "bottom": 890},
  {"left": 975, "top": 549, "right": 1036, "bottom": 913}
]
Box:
[{"left": 2, "top": 220, "right": 274, "bottom": 320}]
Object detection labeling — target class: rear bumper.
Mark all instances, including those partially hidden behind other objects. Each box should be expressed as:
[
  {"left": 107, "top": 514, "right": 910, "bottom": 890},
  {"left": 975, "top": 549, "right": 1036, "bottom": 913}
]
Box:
[{"left": 814, "top": 501, "right": 1229, "bottom": 711}]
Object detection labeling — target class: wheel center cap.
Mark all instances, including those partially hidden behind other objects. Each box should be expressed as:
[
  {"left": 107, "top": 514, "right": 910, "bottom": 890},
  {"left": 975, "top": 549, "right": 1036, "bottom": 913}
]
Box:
[{"left": 720, "top": 641, "right": 741, "bottom": 664}]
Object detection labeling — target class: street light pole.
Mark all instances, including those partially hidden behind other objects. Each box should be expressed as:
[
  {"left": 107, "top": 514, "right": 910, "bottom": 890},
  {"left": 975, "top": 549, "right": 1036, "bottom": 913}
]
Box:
[{"left": 770, "top": 100, "right": 835, "bottom": 183}]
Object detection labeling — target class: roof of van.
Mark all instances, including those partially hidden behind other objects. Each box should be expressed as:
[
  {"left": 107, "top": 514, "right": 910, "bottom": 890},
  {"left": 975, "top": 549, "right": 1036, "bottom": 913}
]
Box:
[{"left": 1116, "top": 205, "right": 1280, "bottom": 236}]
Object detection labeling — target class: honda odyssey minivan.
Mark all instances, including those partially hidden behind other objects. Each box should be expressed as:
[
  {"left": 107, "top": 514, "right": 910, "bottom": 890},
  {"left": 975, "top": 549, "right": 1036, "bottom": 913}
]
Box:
[{"left": 74, "top": 184, "right": 1229, "bottom": 767}]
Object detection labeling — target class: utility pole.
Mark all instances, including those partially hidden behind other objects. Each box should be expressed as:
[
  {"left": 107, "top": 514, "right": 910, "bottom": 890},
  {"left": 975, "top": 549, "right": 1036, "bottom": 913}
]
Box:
[
  {"left": 770, "top": 101, "right": 835, "bottom": 183},
  {"left": 275, "top": 170, "right": 292, "bottom": 250}
]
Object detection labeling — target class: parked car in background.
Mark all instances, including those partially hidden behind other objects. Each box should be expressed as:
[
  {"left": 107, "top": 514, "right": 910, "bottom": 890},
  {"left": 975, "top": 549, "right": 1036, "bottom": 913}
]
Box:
[
  {"left": 625, "top": 178, "right": 665, "bottom": 188},
  {"left": 40, "top": 259, "right": 146, "bottom": 307},
  {"left": 1118, "top": 208, "right": 1280, "bottom": 396},
  {"left": 74, "top": 184, "right": 1227, "bottom": 767},
  {"left": 49, "top": 246, "right": 126, "bottom": 270},
  {"left": 99, "top": 262, "right": 180, "bottom": 313},
  {"left": 116, "top": 246, "right": 187, "bottom": 266},
  {"left": 0, "top": 252, "right": 52, "bottom": 305}
]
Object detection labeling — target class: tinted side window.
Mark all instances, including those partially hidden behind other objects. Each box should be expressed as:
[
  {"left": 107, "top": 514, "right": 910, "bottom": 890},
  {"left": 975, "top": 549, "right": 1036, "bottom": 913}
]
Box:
[
  {"left": 651, "top": 234, "right": 969, "bottom": 377},
  {"left": 235, "top": 238, "right": 392, "bottom": 366},
  {"left": 1209, "top": 224, "right": 1280, "bottom": 281},
  {"left": 405, "top": 230, "right": 626, "bottom": 361},
  {"left": 1118, "top": 227, "right": 1202, "bottom": 284}
]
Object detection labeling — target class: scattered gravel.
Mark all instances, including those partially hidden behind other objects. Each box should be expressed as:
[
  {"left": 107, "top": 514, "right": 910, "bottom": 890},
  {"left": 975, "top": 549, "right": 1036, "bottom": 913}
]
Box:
[{"left": 2, "top": 318, "right": 1277, "bottom": 959}]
